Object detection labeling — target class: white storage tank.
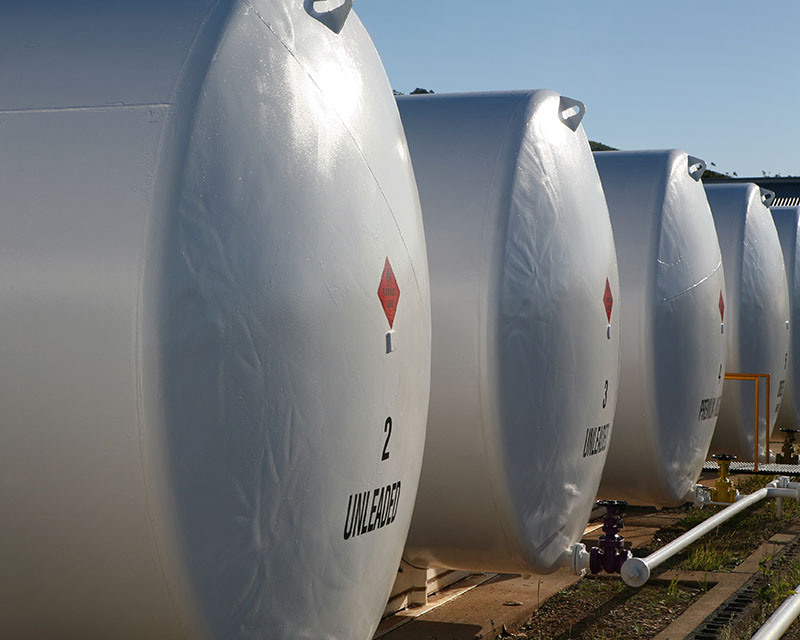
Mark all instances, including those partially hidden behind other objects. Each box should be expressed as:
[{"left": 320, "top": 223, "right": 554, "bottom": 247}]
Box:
[
  {"left": 0, "top": 3, "right": 431, "bottom": 639},
  {"left": 772, "top": 205, "right": 800, "bottom": 428},
  {"left": 706, "top": 184, "right": 789, "bottom": 460},
  {"left": 397, "top": 91, "right": 621, "bottom": 574},
  {"left": 595, "top": 150, "right": 727, "bottom": 507}
]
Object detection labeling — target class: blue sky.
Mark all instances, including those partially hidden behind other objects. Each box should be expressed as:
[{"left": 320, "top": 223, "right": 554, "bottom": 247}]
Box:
[{"left": 357, "top": 1, "right": 799, "bottom": 178}]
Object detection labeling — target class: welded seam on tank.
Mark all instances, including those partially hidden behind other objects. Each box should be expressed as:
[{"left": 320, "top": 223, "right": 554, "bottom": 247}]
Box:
[
  {"left": 243, "top": 0, "right": 426, "bottom": 305},
  {"left": 135, "top": 0, "right": 233, "bottom": 632},
  {"left": 134, "top": 107, "right": 188, "bottom": 634},
  {"left": 657, "top": 260, "right": 723, "bottom": 302},
  {"left": 490, "top": 91, "right": 544, "bottom": 566},
  {"left": 0, "top": 103, "right": 171, "bottom": 114}
]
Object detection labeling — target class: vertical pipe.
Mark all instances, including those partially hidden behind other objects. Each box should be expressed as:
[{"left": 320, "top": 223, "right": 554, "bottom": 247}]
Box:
[
  {"left": 766, "top": 373, "right": 771, "bottom": 465},
  {"left": 755, "top": 377, "right": 760, "bottom": 471}
]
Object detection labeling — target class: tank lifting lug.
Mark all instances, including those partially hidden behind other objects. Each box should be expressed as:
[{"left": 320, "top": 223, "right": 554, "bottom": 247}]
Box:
[
  {"left": 589, "top": 500, "right": 631, "bottom": 575},
  {"left": 776, "top": 428, "right": 800, "bottom": 465},
  {"left": 710, "top": 453, "right": 738, "bottom": 503}
]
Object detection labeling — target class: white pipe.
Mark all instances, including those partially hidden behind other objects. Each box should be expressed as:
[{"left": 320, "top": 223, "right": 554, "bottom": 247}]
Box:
[
  {"left": 768, "top": 487, "right": 800, "bottom": 500},
  {"left": 621, "top": 485, "right": 774, "bottom": 587},
  {"left": 750, "top": 583, "right": 800, "bottom": 640}
]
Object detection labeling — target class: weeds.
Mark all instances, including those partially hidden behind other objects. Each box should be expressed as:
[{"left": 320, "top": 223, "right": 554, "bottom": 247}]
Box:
[
  {"left": 757, "top": 555, "right": 800, "bottom": 607},
  {"left": 665, "top": 577, "right": 683, "bottom": 604},
  {"left": 640, "top": 475, "right": 800, "bottom": 575},
  {"left": 682, "top": 541, "right": 735, "bottom": 571},
  {"left": 520, "top": 576, "right": 702, "bottom": 639},
  {"left": 519, "top": 474, "right": 800, "bottom": 638}
]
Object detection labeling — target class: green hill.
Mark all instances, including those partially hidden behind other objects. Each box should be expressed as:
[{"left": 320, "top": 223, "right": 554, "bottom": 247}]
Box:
[{"left": 589, "top": 141, "right": 617, "bottom": 152}]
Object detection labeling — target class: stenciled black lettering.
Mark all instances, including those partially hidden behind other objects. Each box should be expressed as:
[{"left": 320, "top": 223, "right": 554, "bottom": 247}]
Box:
[
  {"left": 342, "top": 480, "right": 402, "bottom": 541},
  {"left": 382, "top": 417, "right": 392, "bottom": 461},
  {"left": 583, "top": 424, "right": 610, "bottom": 458},
  {"left": 352, "top": 492, "right": 362, "bottom": 538},
  {"left": 378, "top": 485, "right": 390, "bottom": 528},
  {"left": 389, "top": 482, "right": 400, "bottom": 523},
  {"left": 368, "top": 488, "right": 380, "bottom": 532},
  {"left": 698, "top": 395, "right": 723, "bottom": 421},
  {"left": 360, "top": 490, "right": 372, "bottom": 535},
  {"left": 360, "top": 491, "right": 371, "bottom": 536},
  {"left": 387, "top": 482, "right": 395, "bottom": 517},
  {"left": 343, "top": 494, "right": 354, "bottom": 540}
]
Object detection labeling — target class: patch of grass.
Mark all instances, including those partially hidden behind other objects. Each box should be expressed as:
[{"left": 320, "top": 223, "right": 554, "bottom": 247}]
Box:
[
  {"left": 638, "top": 475, "right": 800, "bottom": 575},
  {"left": 682, "top": 544, "right": 736, "bottom": 572},
  {"left": 679, "top": 507, "right": 715, "bottom": 528},
  {"left": 715, "top": 555, "right": 800, "bottom": 639},
  {"left": 757, "top": 555, "right": 800, "bottom": 605},
  {"left": 517, "top": 475, "right": 800, "bottom": 639},
  {"left": 665, "top": 576, "right": 680, "bottom": 597}
]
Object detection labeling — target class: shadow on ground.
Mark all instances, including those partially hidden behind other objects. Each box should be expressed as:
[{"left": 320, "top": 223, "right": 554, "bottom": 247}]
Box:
[{"left": 385, "top": 620, "right": 484, "bottom": 639}]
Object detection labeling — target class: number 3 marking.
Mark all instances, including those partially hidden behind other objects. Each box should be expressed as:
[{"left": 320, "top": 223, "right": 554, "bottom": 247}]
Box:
[{"left": 602, "top": 380, "right": 608, "bottom": 409}]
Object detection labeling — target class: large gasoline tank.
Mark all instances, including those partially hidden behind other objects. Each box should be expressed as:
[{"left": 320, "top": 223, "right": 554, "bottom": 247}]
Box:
[
  {"left": 595, "top": 150, "right": 727, "bottom": 507},
  {"left": 0, "top": 3, "right": 431, "bottom": 639},
  {"left": 772, "top": 206, "right": 800, "bottom": 428},
  {"left": 706, "top": 184, "right": 789, "bottom": 460},
  {"left": 397, "top": 91, "right": 621, "bottom": 574}
]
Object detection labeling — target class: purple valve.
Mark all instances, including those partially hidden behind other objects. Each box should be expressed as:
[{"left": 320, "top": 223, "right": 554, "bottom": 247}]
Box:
[{"left": 590, "top": 500, "right": 630, "bottom": 575}]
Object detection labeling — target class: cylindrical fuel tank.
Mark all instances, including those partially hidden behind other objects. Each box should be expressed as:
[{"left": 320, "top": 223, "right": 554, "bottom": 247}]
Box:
[
  {"left": 595, "top": 150, "right": 727, "bottom": 507},
  {"left": 0, "top": 3, "right": 431, "bottom": 640},
  {"left": 706, "top": 184, "right": 789, "bottom": 460},
  {"left": 772, "top": 206, "right": 800, "bottom": 428},
  {"left": 397, "top": 91, "right": 621, "bottom": 574}
]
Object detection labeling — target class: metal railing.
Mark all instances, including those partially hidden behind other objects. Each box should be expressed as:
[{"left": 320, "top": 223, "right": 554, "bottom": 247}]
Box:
[{"left": 723, "top": 373, "right": 771, "bottom": 471}]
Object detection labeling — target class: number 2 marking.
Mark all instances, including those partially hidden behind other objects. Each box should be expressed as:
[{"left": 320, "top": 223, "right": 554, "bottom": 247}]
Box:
[{"left": 382, "top": 417, "right": 392, "bottom": 461}]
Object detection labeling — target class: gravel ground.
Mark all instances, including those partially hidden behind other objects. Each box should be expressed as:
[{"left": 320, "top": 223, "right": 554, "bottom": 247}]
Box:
[{"left": 517, "top": 575, "right": 703, "bottom": 639}]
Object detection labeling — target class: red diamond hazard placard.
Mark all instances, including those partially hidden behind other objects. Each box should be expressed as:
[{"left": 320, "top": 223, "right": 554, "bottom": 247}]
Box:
[
  {"left": 603, "top": 278, "right": 613, "bottom": 322},
  {"left": 719, "top": 291, "right": 725, "bottom": 321},
  {"left": 378, "top": 257, "right": 400, "bottom": 328}
]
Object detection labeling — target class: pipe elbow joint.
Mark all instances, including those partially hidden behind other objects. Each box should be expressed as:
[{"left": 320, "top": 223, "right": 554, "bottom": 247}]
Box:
[
  {"left": 564, "top": 542, "right": 591, "bottom": 576},
  {"left": 693, "top": 484, "right": 711, "bottom": 507}
]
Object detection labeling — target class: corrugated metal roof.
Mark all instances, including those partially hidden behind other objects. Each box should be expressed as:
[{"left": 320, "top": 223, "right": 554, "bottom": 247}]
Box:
[
  {"left": 703, "top": 177, "right": 800, "bottom": 209},
  {"left": 773, "top": 195, "right": 800, "bottom": 207}
]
